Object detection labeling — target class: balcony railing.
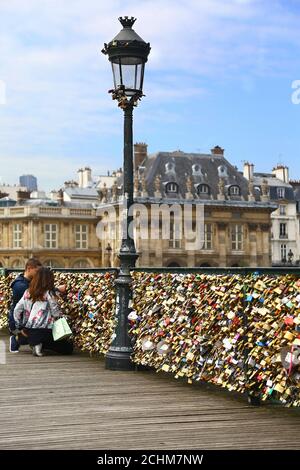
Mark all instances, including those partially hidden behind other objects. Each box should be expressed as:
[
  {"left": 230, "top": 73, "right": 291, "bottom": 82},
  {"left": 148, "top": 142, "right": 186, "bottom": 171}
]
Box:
[
  {"left": 9, "top": 208, "right": 25, "bottom": 215},
  {"left": 39, "top": 207, "right": 62, "bottom": 215},
  {"left": 70, "top": 209, "right": 93, "bottom": 216}
]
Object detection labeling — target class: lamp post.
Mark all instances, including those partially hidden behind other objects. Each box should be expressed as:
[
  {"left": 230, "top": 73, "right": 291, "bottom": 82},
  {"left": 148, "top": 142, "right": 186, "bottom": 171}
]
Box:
[{"left": 102, "top": 17, "right": 150, "bottom": 370}]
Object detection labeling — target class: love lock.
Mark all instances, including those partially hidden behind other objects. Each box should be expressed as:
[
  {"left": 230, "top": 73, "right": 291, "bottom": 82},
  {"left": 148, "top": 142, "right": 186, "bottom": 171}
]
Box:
[{"left": 280, "top": 345, "right": 300, "bottom": 370}]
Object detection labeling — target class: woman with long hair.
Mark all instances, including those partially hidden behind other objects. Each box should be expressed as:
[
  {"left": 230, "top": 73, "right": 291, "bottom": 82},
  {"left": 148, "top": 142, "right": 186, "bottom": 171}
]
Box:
[{"left": 13, "top": 267, "right": 71, "bottom": 356}]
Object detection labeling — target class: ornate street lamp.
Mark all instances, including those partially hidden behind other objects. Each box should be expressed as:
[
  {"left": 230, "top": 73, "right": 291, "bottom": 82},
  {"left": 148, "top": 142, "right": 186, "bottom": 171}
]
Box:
[{"left": 102, "top": 17, "right": 150, "bottom": 370}]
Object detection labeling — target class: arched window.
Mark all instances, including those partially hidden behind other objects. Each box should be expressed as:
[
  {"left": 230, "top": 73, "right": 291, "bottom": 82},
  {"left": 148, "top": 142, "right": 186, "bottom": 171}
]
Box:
[
  {"left": 197, "top": 184, "right": 210, "bottom": 195},
  {"left": 229, "top": 185, "right": 241, "bottom": 196},
  {"left": 73, "top": 259, "right": 92, "bottom": 269},
  {"left": 43, "top": 259, "right": 62, "bottom": 269},
  {"left": 166, "top": 261, "right": 181, "bottom": 267},
  {"left": 192, "top": 164, "right": 203, "bottom": 176},
  {"left": 165, "top": 162, "right": 175, "bottom": 174},
  {"left": 166, "top": 182, "right": 178, "bottom": 193},
  {"left": 218, "top": 165, "right": 228, "bottom": 177},
  {"left": 11, "top": 259, "right": 23, "bottom": 269}
]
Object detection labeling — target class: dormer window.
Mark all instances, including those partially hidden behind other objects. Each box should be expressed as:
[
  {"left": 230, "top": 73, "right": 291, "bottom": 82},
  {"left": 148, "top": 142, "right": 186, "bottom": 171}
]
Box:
[
  {"left": 165, "top": 162, "right": 176, "bottom": 175},
  {"left": 197, "top": 184, "right": 210, "bottom": 195},
  {"left": 277, "top": 187, "right": 285, "bottom": 199},
  {"left": 166, "top": 182, "right": 178, "bottom": 193},
  {"left": 192, "top": 164, "right": 203, "bottom": 176},
  {"left": 229, "top": 185, "right": 241, "bottom": 196},
  {"left": 218, "top": 165, "right": 228, "bottom": 177}
]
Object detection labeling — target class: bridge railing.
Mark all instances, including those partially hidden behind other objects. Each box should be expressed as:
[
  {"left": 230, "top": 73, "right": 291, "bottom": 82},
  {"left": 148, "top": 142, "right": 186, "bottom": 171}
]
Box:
[{"left": 1, "top": 267, "right": 300, "bottom": 407}]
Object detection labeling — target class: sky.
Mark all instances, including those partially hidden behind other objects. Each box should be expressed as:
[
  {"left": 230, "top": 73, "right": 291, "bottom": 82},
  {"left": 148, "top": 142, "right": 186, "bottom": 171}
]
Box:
[{"left": 0, "top": 0, "right": 300, "bottom": 192}]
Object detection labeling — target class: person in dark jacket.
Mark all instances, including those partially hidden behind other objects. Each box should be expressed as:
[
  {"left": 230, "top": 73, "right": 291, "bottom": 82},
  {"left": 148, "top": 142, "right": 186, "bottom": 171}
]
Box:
[
  {"left": 9, "top": 258, "right": 68, "bottom": 353},
  {"left": 9, "top": 258, "right": 42, "bottom": 353},
  {"left": 14, "top": 267, "right": 73, "bottom": 357}
]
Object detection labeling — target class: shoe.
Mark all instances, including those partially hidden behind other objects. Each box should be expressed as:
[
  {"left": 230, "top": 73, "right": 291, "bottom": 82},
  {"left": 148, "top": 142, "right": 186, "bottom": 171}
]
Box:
[
  {"left": 32, "top": 344, "right": 43, "bottom": 357},
  {"left": 9, "top": 336, "right": 20, "bottom": 353}
]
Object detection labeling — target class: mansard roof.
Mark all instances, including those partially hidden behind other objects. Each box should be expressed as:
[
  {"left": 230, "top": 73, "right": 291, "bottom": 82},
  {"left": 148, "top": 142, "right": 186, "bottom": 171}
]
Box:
[{"left": 143, "top": 151, "right": 250, "bottom": 199}]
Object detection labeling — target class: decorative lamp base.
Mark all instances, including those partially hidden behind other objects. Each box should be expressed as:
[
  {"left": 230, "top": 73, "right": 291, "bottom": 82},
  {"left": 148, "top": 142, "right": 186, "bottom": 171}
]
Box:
[{"left": 105, "top": 350, "right": 136, "bottom": 371}]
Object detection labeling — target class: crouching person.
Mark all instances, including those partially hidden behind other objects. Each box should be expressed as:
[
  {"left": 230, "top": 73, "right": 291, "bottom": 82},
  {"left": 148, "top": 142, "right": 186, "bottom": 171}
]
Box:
[{"left": 13, "top": 267, "right": 73, "bottom": 357}]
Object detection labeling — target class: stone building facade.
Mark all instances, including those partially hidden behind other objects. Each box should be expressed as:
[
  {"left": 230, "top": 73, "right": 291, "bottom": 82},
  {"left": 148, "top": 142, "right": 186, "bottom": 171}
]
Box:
[
  {"left": 243, "top": 164, "right": 300, "bottom": 266},
  {"left": 0, "top": 203, "right": 102, "bottom": 269},
  {"left": 97, "top": 144, "right": 277, "bottom": 268},
  {"left": 290, "top": 180, "right": 300, "bottom": 264},
  {"left": 0, "top": 144, "right": 282, "bottom": 269}
]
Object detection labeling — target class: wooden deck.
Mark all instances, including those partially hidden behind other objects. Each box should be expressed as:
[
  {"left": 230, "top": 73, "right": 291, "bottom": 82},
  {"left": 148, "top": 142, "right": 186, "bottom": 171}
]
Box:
[{"left": 1, "top": 332, "right": 300, "bottom": 450}]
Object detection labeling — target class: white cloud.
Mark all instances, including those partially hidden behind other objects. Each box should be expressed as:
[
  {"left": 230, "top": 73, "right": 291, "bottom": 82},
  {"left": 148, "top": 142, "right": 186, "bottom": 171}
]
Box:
[
  {"left": 0, "top": 152, "right": 114, "bottom": 192},
  {"left": 1, "top": 0, "right": 300, "bottom": 189}
]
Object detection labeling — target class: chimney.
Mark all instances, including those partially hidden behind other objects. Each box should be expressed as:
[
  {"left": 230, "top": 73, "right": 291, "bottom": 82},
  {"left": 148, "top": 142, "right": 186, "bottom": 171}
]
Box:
[
  {"left": 50, "top": 190, "right": 58, "bottom": 200},
  {"left": 272, "top": 164, "right": 289, "bottom": 183},
  {"left": 134, "top": 143, "right": 147, "bottom": 171},
  {"left": 211, "top": 145, "right": 224, "bottom": 156},
  {"left": 57, "top": 189, "right": 64, "bottom": 205},
  {"left": 243, "top": 162, "right": 254, "bottom": 180},
  {"left": 16, "top": 190, "right": 30, "bottom": 204},
  {"left": 77, "top": 168, "right": 83, "bottom": 188},
  {"left": 82, "top": 167, "right": 92, "bottom": 188}
]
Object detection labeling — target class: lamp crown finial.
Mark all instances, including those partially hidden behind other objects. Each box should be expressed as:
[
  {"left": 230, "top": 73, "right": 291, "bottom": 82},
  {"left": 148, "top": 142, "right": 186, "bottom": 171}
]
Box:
[{"left": 119, "top": 16, "right": 136, "bottom": 28}]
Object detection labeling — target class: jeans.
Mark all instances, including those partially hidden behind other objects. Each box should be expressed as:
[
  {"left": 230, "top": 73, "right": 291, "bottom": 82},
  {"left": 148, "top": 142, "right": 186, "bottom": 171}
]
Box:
[{"left": 24, "top": 328, "right": 73, "bottom": 355}]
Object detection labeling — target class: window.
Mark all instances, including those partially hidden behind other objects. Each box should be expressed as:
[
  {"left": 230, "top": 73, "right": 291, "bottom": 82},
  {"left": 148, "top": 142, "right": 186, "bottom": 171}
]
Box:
[
  {"left": 218, "top": 166, "right": 228, "bottom": 177},
  {"left": 279, "top": 205, "right": 286, "bottom": 215},
  {"left": 73, "top": 259, "right": 90, "bottom": 268},
  {"left": 13, "top": 224, "right": 22, "bottom": 248},
  {"left": 229, "top": 185, "right": 241, "bottom": 196},
  {"left": 75, "top": 224, "right": 88, "bottom": 249},
  {"left": 12, "top": 259, "right": 22, "bottom": 268},
  {"left": 197, "top": 184, "right": 210, "bottom": 195},
  {"left": 203, "top": 223, "right": 212, "bottom": 250},
  {"left": 165, "top": 162, "right": 175, "bottom": 174},
  {"left": 167, "top": 261, "right": 181, "bottom": 267},
  {"left": 166, "top": 182, "right": 178, "bottom": 193},
  {"left": 43, "top": 259, "right": 61, "bottom": 268},
  {"left": 192, "top": 164, "right": 202, "bottom": 176},
  {"left": 231, "top": 224, "right": 243, "bottom": 251},
  {"left": 169, "top": 214, "right": 181, "bottom": 249},
  {"left": 281, "top": 244, "right": 287, "bottom": 262},
  {"left": 279, "top": 223, "right": 287, "bottom": 238},
  {"left": 277, "top": 187, "right": 285, "bottom": 199},
  {"left": 45, "top": 224, "right": 57, "bottom": 248}
]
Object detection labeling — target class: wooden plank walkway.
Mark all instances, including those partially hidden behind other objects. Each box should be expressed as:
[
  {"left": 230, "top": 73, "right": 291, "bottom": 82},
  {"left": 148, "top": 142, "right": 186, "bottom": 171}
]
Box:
[{"left": 1, "top": 332, "right": 300, "bottom": 450}]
